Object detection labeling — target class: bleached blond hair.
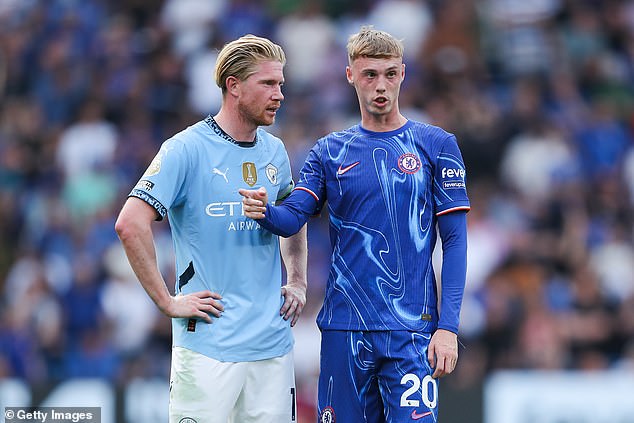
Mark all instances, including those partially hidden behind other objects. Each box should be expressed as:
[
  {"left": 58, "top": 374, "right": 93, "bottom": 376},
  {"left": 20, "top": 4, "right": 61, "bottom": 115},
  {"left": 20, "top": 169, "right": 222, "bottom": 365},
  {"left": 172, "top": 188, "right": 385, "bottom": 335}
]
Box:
[
  {"left": 214, "top": 34, "right": 286, "bottom": 93},
  {"left": 347, "top": 26, "right": 404, "bottom": 64}
]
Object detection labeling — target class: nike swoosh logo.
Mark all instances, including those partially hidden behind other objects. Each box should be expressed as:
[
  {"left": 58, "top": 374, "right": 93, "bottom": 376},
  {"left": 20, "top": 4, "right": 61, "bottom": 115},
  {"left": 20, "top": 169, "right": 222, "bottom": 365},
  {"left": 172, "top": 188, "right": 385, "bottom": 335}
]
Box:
[
  {"left": 411, "top": 410, "right": 432, "bottom": 420},
  {"left": 337, "top": 161, "right": 360, "bottom": 175}
]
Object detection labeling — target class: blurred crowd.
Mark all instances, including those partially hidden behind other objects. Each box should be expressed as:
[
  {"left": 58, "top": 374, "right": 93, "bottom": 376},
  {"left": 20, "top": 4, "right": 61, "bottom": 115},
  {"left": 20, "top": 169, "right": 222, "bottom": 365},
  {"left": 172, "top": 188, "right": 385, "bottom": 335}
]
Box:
[{"left": 1, "top": 0, "right": 633, "bottom": 419}]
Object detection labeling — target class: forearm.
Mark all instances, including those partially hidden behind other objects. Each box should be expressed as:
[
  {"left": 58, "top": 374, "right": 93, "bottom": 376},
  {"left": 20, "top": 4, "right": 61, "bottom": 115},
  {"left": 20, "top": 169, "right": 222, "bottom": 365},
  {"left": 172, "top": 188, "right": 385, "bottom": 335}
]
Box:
[
  {"left": 261, "top": 189, "right": 315, "bottom": 237},
  {"left": 280, "top": 224, "right": 308, "bottom": 287},
  {"left": 115, "top": 200, "right": 172, "bottom": 314},
  {"left": 437, "top": 211, "right": 468, "bottom": 333},
  {"left": 260, "top": 204, "right": 306, "bottom": 237},
  {"left": 120, "top": 228, "right": 173, "bottom": 313}
]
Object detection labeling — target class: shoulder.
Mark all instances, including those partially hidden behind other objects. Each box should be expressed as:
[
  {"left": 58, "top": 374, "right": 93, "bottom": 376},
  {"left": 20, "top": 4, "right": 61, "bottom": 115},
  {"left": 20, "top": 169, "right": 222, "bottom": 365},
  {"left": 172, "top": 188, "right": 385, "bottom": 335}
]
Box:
[
  {"left": 256, "top": 129, "right": 291, "bottom": 167},
  {"left": 408, "top": 120, "right": 454, "bottom": 141},
  {"left": 257, "top": 128, "right": 285, "bottom": 148},
  {"left": 317, "top": 124, "right": 361, "bottom": 145},
  {"left": 406, "top": 120, "right": 461, "bottom": 158},
  {"left": 256, "top": 130, "right": 297, "bottom": 179},
  {"left": 174, "top": 119, "right": 210, "bottom": 143},
  {"left": 333, "top": 124, "right": 362, "bottom": 138},
  {"left": 163, "top": 120, "right": 210, "bottom": 153}
]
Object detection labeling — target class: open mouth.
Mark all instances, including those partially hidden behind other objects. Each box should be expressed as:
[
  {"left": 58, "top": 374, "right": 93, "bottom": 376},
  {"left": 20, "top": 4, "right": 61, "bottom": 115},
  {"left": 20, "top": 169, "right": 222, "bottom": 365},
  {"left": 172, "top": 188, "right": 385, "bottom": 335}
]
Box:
[{"left": 374, "top": 96, "right": 388, "bottom": 105}]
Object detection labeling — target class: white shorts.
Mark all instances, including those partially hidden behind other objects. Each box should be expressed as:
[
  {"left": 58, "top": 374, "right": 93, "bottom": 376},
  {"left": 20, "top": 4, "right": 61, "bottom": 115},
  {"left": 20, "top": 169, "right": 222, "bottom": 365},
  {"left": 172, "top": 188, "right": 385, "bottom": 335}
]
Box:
[{"left": 169, "top": 346, "right": 296, "bottom": 423}]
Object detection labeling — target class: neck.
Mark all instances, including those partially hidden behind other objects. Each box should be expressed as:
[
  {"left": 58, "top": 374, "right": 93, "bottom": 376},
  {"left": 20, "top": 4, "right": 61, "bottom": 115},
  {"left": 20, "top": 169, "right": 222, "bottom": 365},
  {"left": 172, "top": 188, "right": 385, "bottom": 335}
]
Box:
[
  {"left": 361, "top": 111, "right": 407, "bottom": 132},
  {"left": 214, "top": 109, "right": 257, "bottom": 142}
]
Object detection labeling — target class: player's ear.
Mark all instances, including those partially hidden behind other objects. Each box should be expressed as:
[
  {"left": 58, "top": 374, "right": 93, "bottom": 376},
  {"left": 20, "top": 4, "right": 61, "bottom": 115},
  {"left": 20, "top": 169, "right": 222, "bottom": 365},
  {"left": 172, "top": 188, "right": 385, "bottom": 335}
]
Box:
[
  {"left": 346, "top": 66, "right": 354, "bottom": 85},
  {"left": 226, "top": 76, "right": 240, "bottom": 97}
]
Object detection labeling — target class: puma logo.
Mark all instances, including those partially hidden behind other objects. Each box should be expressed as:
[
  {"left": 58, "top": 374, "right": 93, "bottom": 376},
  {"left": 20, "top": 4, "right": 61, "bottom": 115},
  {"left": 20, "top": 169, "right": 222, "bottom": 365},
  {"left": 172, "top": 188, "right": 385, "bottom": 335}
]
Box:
[{"left": 213, "top": 167, "right": 229, "bottom": 183}]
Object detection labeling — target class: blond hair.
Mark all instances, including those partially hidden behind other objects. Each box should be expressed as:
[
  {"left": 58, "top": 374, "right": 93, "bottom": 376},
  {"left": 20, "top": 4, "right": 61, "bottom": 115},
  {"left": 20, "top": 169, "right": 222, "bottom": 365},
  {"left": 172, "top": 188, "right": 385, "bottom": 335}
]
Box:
[
  {"left": 347, "top": 26, "right": 404, "bottom": 63},
  {"left": 214, "top": 34, "right": 286, "bottom": 93}
]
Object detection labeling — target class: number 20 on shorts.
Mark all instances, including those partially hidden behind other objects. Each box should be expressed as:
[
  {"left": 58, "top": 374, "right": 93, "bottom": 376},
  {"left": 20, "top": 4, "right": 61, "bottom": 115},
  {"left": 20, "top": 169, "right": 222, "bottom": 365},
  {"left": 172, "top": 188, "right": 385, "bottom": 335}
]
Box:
[{"left": 400, "top": 374, "right": 438, "bottom": 409}]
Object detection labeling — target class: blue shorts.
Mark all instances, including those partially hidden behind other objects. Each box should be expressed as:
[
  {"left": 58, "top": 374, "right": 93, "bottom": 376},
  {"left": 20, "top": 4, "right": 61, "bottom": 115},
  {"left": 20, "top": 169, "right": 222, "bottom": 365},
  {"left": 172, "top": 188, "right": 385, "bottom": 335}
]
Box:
[{"left": 318, "top": 330, "right": 438, "bottom": 423}]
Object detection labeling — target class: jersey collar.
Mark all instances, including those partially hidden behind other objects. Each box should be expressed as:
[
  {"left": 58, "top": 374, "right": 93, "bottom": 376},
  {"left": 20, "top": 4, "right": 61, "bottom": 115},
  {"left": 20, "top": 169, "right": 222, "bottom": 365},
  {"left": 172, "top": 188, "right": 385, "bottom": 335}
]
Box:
[{"left": 205, "top": 115, "right": 258, "bottom": 148}]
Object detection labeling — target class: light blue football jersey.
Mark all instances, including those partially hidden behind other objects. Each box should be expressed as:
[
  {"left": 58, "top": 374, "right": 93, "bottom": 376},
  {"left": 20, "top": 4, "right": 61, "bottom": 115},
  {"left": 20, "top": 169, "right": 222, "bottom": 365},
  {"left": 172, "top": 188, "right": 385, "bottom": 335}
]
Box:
[
  {"left": 296, "top": 120, "right": 470, "bottom": 332},
  {"left": 129, "top": 116, "right": 295, "bottom": 362}
]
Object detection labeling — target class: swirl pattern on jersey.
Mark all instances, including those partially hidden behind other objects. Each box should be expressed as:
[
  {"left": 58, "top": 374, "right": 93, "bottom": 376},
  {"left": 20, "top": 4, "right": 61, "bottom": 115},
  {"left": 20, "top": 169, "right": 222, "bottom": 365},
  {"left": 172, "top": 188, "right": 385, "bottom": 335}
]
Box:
[{"left": 298, "top": 121, "right": 469, "bottom": 332}]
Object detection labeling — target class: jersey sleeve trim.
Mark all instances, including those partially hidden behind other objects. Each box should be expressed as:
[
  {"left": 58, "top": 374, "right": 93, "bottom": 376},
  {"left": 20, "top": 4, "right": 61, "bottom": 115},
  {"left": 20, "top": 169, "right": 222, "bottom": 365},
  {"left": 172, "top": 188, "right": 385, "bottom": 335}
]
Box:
[
  {"left": 294, "top": 186, "right": 319, "bottom": 202},
  {"left": 436, "top": 205, "right": 471, "bottom": 216},
  {"left": 129, "top": 189, "right": 167, "bottom": 221}
]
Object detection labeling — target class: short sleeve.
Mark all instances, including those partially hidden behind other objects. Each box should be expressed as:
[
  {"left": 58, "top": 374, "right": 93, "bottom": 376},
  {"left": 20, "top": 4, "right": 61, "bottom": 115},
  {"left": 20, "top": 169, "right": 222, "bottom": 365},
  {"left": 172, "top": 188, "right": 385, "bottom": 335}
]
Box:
[{"left": 129, "top": 138, "right": 189, "bottom": 220}]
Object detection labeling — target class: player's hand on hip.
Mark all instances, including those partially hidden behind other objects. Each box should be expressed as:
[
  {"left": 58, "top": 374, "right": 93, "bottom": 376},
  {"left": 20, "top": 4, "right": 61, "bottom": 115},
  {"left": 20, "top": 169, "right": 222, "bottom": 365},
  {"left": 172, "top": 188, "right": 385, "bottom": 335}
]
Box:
[
  {"left": 238, "top": 187, "right": 268, "bottom": 219},
  {"left": 428, "top": 329, "right": 459, "bottom": 378},
  {"left": 166, "top": 290, "right": 224, "bottom": 323},
  {"left": 280, "top": 282, "right": 306, "bottom": 327}
]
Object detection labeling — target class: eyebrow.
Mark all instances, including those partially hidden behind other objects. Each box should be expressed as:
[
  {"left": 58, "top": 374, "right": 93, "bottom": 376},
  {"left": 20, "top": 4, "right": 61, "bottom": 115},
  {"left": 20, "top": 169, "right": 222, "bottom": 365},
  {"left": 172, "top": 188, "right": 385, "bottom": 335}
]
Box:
[
  {"left": 361, "top": 65, "right": 400, "bottom": 73},
  {"left": 257, "top": 77, "right": 285, "bottom": 84}
]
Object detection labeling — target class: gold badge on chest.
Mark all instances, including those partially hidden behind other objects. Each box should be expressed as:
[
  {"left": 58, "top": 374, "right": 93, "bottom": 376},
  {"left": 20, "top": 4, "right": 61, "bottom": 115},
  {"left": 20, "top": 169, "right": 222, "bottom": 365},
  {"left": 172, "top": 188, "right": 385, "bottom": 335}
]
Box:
[{"left": 242, "top": 162, "right": 257, "bottom": 186}]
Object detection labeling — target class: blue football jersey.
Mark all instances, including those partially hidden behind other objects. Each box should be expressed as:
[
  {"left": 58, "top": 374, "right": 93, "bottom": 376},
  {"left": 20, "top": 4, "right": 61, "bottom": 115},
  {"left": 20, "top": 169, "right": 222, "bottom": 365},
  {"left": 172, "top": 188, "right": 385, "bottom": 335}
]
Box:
[
  {"left": 296, "top": 120, "right": 470, "bottom": 332},
  {"left": 129, "top": 116, "right": 295, "bottom": 362}
]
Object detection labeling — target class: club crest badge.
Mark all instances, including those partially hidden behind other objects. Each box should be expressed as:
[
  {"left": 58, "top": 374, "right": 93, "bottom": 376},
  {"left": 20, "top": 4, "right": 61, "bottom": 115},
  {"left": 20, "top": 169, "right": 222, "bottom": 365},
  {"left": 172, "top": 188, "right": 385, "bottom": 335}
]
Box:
[
  {"left": 242, "top": 162, "right": 257, "bottom": 186},
  {"left": 265, "top": 164, "right": 279, "bottom": 185},
  {"left": 319, "top": 406, "right": 336, "bottom": 423},
  {"left": 397, "top": 153, "right": 421, "bottom": 174}
]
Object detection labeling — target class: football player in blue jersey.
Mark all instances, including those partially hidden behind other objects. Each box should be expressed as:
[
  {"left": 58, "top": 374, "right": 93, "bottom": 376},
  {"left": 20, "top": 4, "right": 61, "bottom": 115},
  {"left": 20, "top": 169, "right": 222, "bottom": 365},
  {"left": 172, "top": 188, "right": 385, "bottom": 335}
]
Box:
[
  {"left": 115, "top": 34, "right": 307, "bottom": 423},
  {"left": 240, "top": 26, "right": 470, "bottom": 422}
]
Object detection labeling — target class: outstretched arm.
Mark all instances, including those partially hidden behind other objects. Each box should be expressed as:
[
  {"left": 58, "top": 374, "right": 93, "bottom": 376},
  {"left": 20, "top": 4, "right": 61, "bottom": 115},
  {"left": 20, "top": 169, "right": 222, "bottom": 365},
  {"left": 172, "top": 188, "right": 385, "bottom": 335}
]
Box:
[
  {"left": 239, "top": 187, "right": 269, "bottom": 218},
  {"left": 428, "top": 210, "right": 467, "bottom": 378},
  {"left": 239, "top": 187, "right": 316, "bottom": 237},
  {"left": 115, "top": 197, "right": 224, "bottom": 322}
]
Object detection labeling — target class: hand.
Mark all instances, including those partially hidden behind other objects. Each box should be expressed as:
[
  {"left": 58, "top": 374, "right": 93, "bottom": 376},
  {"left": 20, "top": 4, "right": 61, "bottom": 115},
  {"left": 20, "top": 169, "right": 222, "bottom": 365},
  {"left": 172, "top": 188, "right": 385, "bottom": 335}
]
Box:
[
  {"left": 164, "top": 290, "right": 224, "bottom": 323},
  {"left": 238, "top": 187, "right": 269, "bottom": 219},
  {"left": 280, "top": 282, "right": 306, "bottom": 327},
  {"left": 428, "top": 329, "right": 458, "bottom": 378}
]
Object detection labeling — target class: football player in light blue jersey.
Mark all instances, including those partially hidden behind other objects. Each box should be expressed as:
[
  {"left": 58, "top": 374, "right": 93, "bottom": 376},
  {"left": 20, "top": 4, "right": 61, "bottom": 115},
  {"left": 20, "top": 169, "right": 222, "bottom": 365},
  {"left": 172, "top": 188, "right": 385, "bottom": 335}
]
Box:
[
  {"left": 240, "top": 27, "right": 469, "bottom": 422},
  {"left": 115, "top": 35, "right": 307, "bottom": 423}
]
